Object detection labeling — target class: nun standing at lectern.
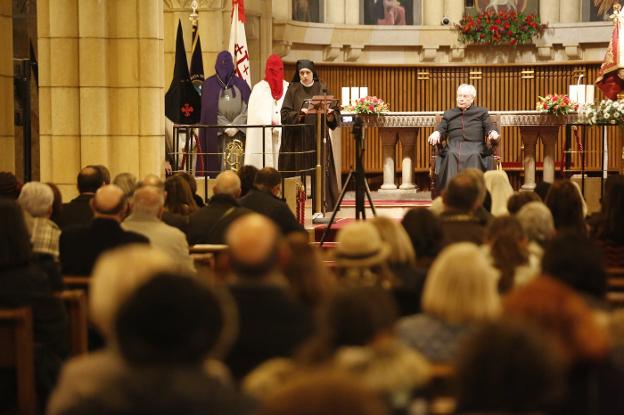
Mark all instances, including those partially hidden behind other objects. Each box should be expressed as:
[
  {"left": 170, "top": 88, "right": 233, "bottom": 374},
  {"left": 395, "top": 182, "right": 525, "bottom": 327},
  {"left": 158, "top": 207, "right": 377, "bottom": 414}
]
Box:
[{"left": 279, "top": 59, "right": 340, "bottom": 214}]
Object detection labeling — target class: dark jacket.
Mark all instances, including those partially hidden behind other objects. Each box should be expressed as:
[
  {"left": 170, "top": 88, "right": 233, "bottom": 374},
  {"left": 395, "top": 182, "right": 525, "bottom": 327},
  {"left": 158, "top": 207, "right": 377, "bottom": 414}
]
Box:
[
  {"left": 58, "top": 193, "right": 94, "bottom": 230},
  {"left": 60, "top": 218, "right": 149, "bottom": 276},
  {"left": 187, "top": 194, "right": 250, "bottom": 245},
  {"left": 439, "top": 211, "right": 486, "bottom": 247},
  {"left": 225, "top": 282, "right": 313, "bottom": 380},
  {"left": 239, "top": 189, "right": 304, "bottom": 235},
  {"left": 0, "top": 262, "right": 68, "bottom": 408}
]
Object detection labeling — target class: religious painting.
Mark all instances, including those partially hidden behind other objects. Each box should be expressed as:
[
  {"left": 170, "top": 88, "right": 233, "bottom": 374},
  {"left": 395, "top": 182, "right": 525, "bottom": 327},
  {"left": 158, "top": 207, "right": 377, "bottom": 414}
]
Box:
[
  {"left": 363, "top": 0, "right": 415, "bottom": 25},
  {"left": 292, "top": 0, "right": 322, "bottom": 23},
  {"left": 470, "top": 0, "right": 539, "bottom": 14},
  {"left": 587, "top": 0, "right": 613, "bottom": 21}
]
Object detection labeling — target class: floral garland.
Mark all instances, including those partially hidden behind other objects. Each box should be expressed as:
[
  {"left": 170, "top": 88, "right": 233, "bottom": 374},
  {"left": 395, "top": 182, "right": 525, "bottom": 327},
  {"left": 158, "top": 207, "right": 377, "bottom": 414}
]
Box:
[
  {"left": 345, "top": 96, "right": 389, "bottom": 115},
  {"left": 536, "top": 94, "right": 578, "bottom": 116},
  {"left": 455, "top": 9, "right": 546, "bottom": 47},
  {"left": 580, "top": 99, "right": 624, "bottom": 125}
]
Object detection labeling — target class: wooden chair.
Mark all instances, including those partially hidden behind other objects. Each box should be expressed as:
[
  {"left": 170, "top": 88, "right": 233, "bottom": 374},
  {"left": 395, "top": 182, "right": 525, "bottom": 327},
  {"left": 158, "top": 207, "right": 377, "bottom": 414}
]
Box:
[
  {"left": 427, "top": 364, "right": 456, "bottom": 415},
  {"left": 0, "top": 307, "right": 36, "bottom": 415},
  {"left": 189, "top": 244, "right": 230, "bottom": 283},
  {"left": 429, "top": 114, "right": 501, "bottom": 198},
  {"left": 63, "top": 275, "right": 91, "bottom": 292},
  {"left": 53, "top": 290, "right": 88, "bottom": 356}
]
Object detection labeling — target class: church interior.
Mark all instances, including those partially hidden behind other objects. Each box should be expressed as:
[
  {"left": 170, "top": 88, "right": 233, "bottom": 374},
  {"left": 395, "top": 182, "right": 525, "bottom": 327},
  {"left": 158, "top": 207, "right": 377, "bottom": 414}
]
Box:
[{"left": 2, "top": 1, "right": 624, "bottom": 414}]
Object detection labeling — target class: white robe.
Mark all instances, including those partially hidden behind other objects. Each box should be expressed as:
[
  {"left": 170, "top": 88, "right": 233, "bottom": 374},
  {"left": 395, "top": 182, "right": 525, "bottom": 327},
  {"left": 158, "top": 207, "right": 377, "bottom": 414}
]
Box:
[{"left": 244, "top": 79, "right": 288, "bottom": 168}]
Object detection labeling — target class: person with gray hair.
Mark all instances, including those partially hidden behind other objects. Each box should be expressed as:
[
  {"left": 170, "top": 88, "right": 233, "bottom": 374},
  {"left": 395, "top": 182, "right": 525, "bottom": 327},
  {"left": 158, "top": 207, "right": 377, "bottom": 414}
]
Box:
[
  {"left": 122, "top": 186, "right": 195, "bottom": 275},
  {"left": 112, "top": 172, "right": 138, "bottom": 198},
  {"left": 187, "top": 171, "right": 251, "bottom": 245},
  {"left": 516, "top": 201, "right": 555, "bottom": 249},
  {"left": 18, "top": 182, "right": 61, "bottom": 258},
  {"left": 428, "top": 84, "right": 500, "bottom": 192}
]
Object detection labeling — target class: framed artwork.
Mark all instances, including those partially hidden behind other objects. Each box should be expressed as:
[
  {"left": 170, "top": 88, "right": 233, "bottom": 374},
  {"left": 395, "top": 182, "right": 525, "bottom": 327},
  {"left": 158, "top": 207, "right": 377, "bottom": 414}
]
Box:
[
  {"left": 292, "top": 0, "right": 322, "bottom": 23},
  {"left": 362, "top": 0, "right": 415, "bottom": 25},
  {"left": 470, "top": 0, "right": 540, "bottom": 14}
]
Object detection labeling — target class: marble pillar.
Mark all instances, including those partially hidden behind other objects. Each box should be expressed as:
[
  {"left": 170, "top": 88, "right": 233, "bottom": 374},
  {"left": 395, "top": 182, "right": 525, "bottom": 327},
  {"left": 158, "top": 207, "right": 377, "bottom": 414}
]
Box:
[
  {"left": 0, "top": 0, "right": 14, "bottom": 171},
  {"left": 560, "top": 0, "right": 581, "bottom": 23},
  {"left": 38, "top": 0, "right": 164, "bottom": 199},
  {"left": 540, "top": 0, "right": 560, "bottom": 24},
  {"left": 423, "top": 0, "right": 444, "bottom": 26},
  {"left": 445, "top": 0, "right": 464, "bottom": 27},
  {"left": 325, "top": 0, "right": 345, "bottom": 24},
  {"left": 272, "top": 0, "right": 291, "bottom": 20},
  {"left": 345, "top": 0, "right": 360, "bottom": 25}
]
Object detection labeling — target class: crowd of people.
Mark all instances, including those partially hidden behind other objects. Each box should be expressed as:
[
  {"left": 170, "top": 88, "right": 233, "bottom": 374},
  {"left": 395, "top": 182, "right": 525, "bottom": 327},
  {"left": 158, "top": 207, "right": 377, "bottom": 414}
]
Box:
[{"left": 1, "top": 164, "right": 624, "bottom": 414}]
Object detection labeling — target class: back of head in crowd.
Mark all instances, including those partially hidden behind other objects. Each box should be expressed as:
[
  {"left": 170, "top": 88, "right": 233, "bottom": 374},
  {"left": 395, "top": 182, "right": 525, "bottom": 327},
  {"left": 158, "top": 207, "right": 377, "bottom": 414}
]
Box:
[
  {"left": 213, "top": 170, "right": 242, "bottom": 199},
  {"left": 91, "top": 184, "right": 128, "bottom": 220},
  {"left": 0, "top": 198, "right": 32, "bottom": 268},
  {"left": 455, "top": 320, "right": 564, "bottom": 414},
  {"left": 507, "top": 191, "right": 541, "bottom": 215},
  {"left": 442, "top": 173, "right": 481, "bottom": 214},
  {"left": 401, "top": 207, "right": 443, "bottom": 265},
  {"left": 18, "top": 181, "right": 54, "bottom": 218},
  {"left": 238, "top": 165, "right": 258, "bottom": 197},
  {"left": 77, "top": 165, "right": 105, "bottom": 194},
  {"left": 423, "top": 242, "right": 500, "bottom": 324},
  {"left": 486, "top": 215, "right": 529, "bottom": 293},
  {"left": 254, "top": 167, "right": 282, "bottom": 195},
  {"left": 516, "top": 201, "right": 554, "bottom": 247},
  {"left": 114, "top": 273, "right": 226, "bottom": 366},
  {"left": 541, "top": 231, "right": 607, "bottom": 300},
  {"left": 545, "top": 179, "right": 587, "bottom": 235},
  {"left": 226, "top": 213, "right": 281, "bottom": 279},
  {"left": 0, "top": 171, "right": 21, "bottom": 199},
  {"left": 256, "top": 371, "right": 388, "bottom": 415},
  {"left": 112, "top": 172, "right": 138, "bottom": 197}
]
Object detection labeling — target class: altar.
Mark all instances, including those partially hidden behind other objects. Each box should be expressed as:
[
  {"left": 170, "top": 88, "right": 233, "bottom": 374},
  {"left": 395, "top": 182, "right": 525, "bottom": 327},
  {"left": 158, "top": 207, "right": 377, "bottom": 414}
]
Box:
[{"left": 340, "top": 111, "right": 616, "bottom": 192}]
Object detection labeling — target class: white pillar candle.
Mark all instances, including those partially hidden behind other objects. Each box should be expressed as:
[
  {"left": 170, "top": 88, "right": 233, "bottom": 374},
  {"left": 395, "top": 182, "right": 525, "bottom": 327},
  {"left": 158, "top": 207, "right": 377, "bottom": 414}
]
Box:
[
  {"left": 569, "top": 85, "right": 578, "bottom": 103},
  {"left": 350, "top": 87, "right": 360, "bottom": 105},
  {"left": 585, "top": 85, "right": 594, "bottom": 104},
  {"left": 341, "top": 87, "right": 350, "bottom": 108},
  {"left": 359, "top": 87, "right": 368, "bottom": 99}
]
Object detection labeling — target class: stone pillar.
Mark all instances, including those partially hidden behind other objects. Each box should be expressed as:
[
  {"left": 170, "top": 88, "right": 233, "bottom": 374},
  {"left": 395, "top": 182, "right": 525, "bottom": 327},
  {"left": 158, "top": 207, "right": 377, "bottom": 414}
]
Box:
[
  {"left": 540, "top": 126, "right": 560, "bottom": 184},
  {"left": 38, "top": 0, "right": 165, "bottom": 199},
  {"left": 398, "top": 129, "right": 417, "bottom": 190},
  {"left": 560, "top": 0, "right": 581, "bottom": 23},
  {"left": 325, "top": 0, "right": 345, "bottom": 24},
  {"left": 379, "top": 129, "right": 398, "bottom": 190},
  {"left": 445, "top": 0, "right": 464, "bottom": 27},
  {"left": 519, "top": 127, "right": 539, "bottom": 190},
  {"left": 540, "top": 0, "right": 560, "bottom": 24},
  {"left": 345, "top": 0, "right": 360, "bottom": 25},
  {"left": 0, "top": 0, "right": 14, "bottom": 171},
  {"left": 272, "top": 0, "right": 291, "bottom": 21},
  {"left": 423, "top": 0, "right": 444, "bottom": 26}
]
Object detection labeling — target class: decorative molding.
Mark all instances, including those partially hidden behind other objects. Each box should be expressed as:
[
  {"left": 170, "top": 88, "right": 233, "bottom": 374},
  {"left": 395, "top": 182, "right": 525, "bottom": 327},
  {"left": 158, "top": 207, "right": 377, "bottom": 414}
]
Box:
[
  {"left": 451, "top": 47, "right": 465, "bottom": 61},
  {"left": 422, "top": 48, "right": 437, "bottom": 61},
  {"left": 163, "top": 0, "right": 223, "bottom": 11},
  {"left": 537, "top": 46, "right": 553, "bottom": 60},
  {"left": 344, "top": 45, "right": 364, "bottom": 62},
  {"left": 273, "top": 40, "right": 292, "bottom": 57},
  {"left": 565, "top": 45, "right": 581, "bottom": 59},
  {"left": 323, "top": 45, "right": 341, "bottom": 61}
]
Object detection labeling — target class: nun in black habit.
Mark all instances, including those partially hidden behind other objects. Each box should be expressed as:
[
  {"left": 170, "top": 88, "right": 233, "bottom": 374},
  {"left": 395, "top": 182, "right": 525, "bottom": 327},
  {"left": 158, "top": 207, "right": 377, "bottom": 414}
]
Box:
[{"left": 279, "top": 60, "right": 340, "bottom": 214}]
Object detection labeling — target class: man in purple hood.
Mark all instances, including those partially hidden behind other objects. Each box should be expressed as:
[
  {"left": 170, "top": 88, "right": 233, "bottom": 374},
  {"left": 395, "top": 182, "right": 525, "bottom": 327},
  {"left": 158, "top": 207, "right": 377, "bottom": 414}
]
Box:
[{"left": 197, "top": 51, "right": 251, "bottom": 175}]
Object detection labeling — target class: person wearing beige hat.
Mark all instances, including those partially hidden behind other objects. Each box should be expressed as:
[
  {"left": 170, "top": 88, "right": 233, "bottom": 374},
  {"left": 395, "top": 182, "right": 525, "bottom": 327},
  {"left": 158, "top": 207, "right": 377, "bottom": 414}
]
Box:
[{"left": 332, "top": 221, "right": 396, "bottom": 288}]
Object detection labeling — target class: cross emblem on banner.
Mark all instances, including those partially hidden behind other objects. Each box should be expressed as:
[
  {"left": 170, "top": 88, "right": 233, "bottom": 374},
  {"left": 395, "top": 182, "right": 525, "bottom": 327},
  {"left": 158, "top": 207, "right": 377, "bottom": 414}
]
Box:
[{"left": 181, "top": 103, "right": 194, "bottom": 117}]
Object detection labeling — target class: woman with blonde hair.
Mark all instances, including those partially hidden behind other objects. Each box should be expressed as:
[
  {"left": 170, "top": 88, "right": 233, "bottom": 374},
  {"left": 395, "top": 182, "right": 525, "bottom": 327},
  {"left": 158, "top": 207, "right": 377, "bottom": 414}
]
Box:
[
  {"left": 483, "top": 169, "right": 514, "bottom": 216},
  {"left": 397, "top": 242, "right": 500, "bottom": 363}
]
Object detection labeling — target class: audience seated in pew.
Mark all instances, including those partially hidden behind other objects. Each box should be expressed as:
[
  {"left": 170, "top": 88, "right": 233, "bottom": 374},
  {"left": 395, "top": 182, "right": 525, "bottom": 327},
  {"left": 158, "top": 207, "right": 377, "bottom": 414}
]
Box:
[
  {"left": 0, "top": 199, "right": 68, "bottom": 412},
  {"left": 48, "top": 274, "right": 249, "bottom": 415},
  {"left": 545, "top": 179, "right": 588, "bottom": 236},
  {"left": 59, "top": 185, "right": 148, "bottom": 276},
  {"left": 57, "top": 166, "right": 105, "bottom": 231},
  {"left": 589, "top": 174, "right": 624, "bottom": 268}
]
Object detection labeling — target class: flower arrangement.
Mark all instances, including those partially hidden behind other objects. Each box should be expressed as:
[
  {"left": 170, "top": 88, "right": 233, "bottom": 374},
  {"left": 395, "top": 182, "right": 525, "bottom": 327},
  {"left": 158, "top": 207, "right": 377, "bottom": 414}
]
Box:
[
  {"left": 455, "top": 9, "right": 546, "bottom": 47},
  {"left": 581, "top": 99, "right": 624, "bottom": 125},
  {"left": 536, "top": 94, "right": 579, "bottom": 116},
  {"left": 346, "top": 96, "right": 389, "bottom": 115}
]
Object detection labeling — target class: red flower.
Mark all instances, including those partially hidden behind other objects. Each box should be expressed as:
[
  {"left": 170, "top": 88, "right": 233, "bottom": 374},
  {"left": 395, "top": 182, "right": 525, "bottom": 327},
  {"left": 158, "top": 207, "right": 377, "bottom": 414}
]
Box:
[
  {"left": 510, "top": 38, "right": 517, "bottom": 45},
  {"left": 480, "top": 33, "right": 485, "bottom": 39},
  {"left": 543, "top": 103, "right": 548, "bottom": 110},
  {"left": 504, "top": 22, "right": 510, "bottom": 29},
  {"left": 368, "top": 105, "right": 374, "bottom": 111},
  {"left": 495, "top": 19, "right": 502, "bottom": 24}
]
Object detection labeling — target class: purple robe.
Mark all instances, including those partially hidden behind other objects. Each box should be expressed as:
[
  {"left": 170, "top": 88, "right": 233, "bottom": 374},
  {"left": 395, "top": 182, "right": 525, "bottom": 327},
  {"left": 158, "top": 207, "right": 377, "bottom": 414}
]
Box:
[{"left": 197, "top": 51, "right": 251, "bottom": 175}]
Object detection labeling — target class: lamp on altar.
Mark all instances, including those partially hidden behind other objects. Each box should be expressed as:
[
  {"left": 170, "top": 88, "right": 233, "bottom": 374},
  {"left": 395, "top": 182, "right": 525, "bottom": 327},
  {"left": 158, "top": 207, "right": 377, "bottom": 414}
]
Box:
[{"left": 569, "top": 74, "right": 595, "bottom": 106}]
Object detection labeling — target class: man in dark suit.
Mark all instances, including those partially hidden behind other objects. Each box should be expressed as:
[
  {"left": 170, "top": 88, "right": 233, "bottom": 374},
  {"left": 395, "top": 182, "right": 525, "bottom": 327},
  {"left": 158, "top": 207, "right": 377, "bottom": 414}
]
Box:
[
  {"left": 224, "top": 214, "right": 313, "bottom": 380},
  {"left": 239, "top": 167, "right": 305, "bottom": 236},
  {"left": 60, "top": 184, "right": 148, "bottom": 275},
  {"left": 187, "top": 171, "right": 250, "bottom": 245},
  {"left": 439, "top": 172, "right": 486, "bottom": 247},
  {"left": 58, "top": 166, "right": 105, "bottom": 230}
]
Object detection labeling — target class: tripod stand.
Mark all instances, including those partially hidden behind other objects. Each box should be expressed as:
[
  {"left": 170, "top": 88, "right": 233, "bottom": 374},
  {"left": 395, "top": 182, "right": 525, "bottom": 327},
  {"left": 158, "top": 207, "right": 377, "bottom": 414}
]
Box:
[{"left": 320, "top": 116, "right": 376, "bottom": 245}]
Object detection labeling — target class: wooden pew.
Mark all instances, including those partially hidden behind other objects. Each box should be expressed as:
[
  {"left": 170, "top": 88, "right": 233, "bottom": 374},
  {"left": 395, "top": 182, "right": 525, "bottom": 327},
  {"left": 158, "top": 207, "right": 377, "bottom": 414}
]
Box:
[
  {"left": 62, "top": 275, "right": 91, "bottom": 292},
  {"left": 0, "top": 307, "right": 36, "bottom": 415},
  {"left": 53, "top": 290, "right": 88, "bottom": 356},
  {"left": 606, "top": 267, "right": 624, "bottom": 307}
]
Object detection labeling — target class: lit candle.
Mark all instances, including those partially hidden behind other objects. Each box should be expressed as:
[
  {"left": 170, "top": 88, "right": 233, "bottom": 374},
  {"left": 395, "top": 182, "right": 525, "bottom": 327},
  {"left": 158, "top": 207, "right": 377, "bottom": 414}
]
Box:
[{"left": 341, "top": 87, "right": 350, "bottom": 107}]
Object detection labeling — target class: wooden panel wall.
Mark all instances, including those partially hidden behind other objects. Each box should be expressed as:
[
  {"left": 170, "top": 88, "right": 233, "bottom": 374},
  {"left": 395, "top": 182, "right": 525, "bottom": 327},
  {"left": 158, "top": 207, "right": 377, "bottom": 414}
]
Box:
[{"left": 285, "top": 63, "right": 623, "bottom": 175}]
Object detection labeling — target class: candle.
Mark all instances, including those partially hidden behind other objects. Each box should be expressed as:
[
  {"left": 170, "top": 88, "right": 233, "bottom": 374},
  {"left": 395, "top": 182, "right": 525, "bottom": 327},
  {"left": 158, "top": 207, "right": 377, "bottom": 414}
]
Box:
[
  {"left": 341, "top": 87, "right": 350, "bottom": 107},
  {"left": 351, "top": 87, "right": 360, "bottom": 105}
]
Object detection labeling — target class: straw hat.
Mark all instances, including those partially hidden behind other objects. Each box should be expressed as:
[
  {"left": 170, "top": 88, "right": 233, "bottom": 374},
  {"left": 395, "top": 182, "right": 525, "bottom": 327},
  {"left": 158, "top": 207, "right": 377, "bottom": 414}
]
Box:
[{"left": 334, "top": 221, "right": 390, "bottom": 267}]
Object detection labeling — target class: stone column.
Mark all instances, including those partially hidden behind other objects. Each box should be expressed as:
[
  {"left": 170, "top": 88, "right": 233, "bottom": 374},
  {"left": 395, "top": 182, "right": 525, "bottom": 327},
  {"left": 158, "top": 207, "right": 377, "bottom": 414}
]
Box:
[
  {"left": 379, "top": 129, "right": 398, "bottom": 190},
  {"left": 423, "top": 0, "right": 444, "bottom": 26},
  {"left": 398, "top": 129, "right": 417, "bottom": 190},
  {"left": 519, "top": 127, "right": 539, "bottom": 191},
  {"left": 38, "top": 0, "right": 164, "bottom": 199},
  {"left": 272, "top": 0, "right": 291, "bottom": 21},
  {"left": 540, "top": 126, "right": 560, "bottom": 184},
  {"left": 0, "top": 0, "right": 14, "bottom": 171},
  {"left": 325, "top": 0, "right": 345, "bottom": 24},
  {"left": 345, "top": 0, "right": 360, "bottom": 25},
  {"left": 540, "top": 0, "right": 560, "bottom": 24},
  {"left": 445, "top": 0, "right": 464, "bottom": 27},
  {"left": 560, "top": 0, "right": 581, "bottom": 23}
]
